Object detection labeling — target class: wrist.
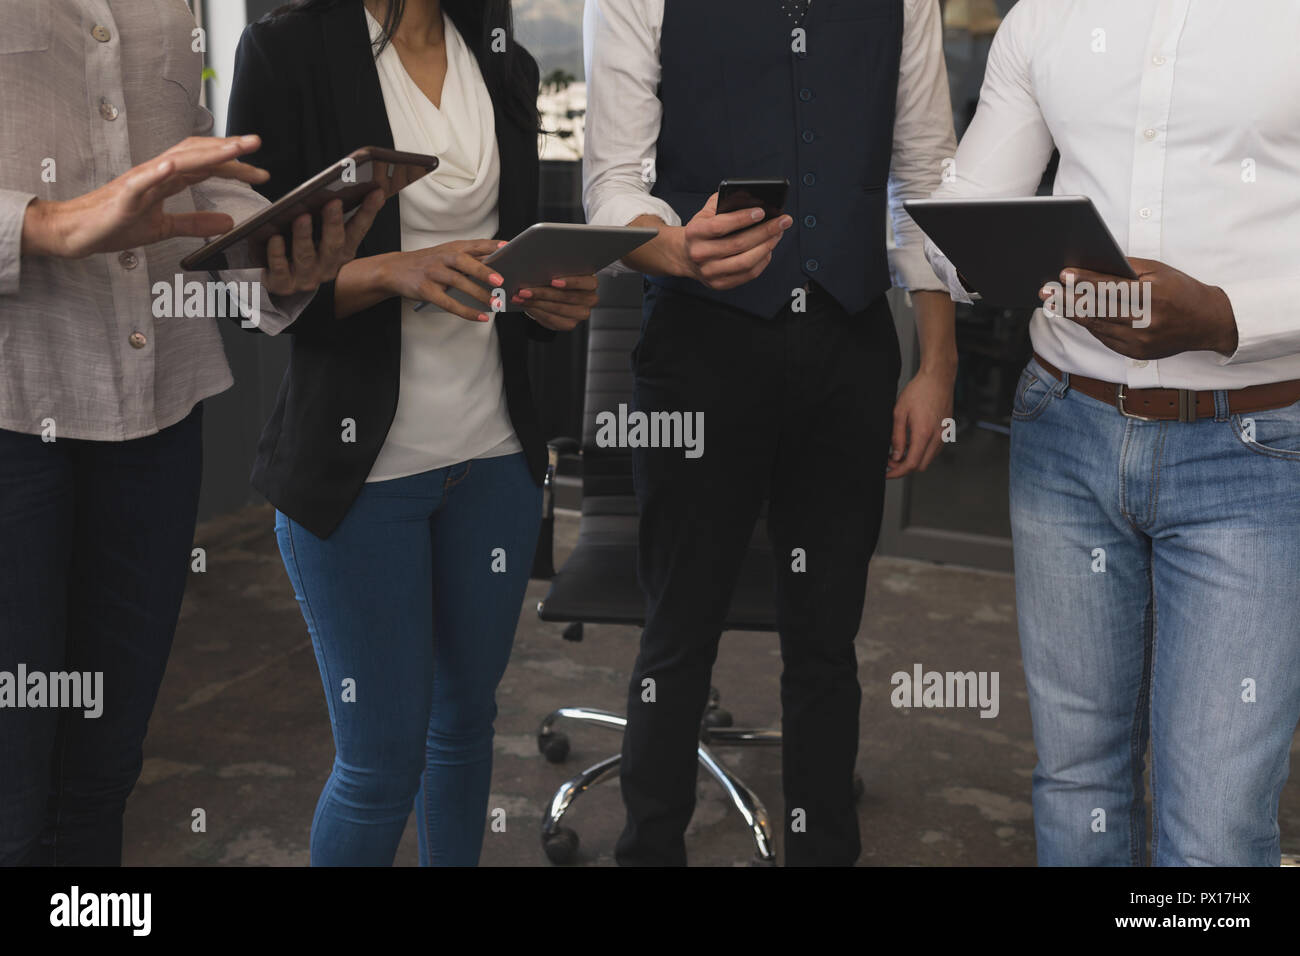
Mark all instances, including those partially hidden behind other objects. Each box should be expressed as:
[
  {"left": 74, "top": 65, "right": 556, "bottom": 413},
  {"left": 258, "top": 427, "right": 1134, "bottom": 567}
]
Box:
[
  {"left": 919, "top": 352, "right": 959, "bottom": 380},
  {"left": 1210, "top": 285, "right": 1238, "bottom": 355},
  {"left": 361, "top": 253, "right": 398, "bottom": 298}
]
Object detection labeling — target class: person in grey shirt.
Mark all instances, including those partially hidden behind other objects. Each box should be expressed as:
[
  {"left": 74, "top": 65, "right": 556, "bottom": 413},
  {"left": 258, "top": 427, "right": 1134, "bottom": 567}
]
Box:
[{"left": 0, "top": 0, "right": 382, "bottom": 865}]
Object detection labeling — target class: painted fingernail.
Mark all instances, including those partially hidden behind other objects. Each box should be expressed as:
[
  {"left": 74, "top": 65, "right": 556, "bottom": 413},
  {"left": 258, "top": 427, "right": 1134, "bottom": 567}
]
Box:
[
  {"left": 520, "top": 289, "right": 533, "bottom": 298},
  {"left": 489, "top": 273, "right": 504, "bottom": 285},
  {"left": 551, "top": 279, "right": 566, "bottom": 288},
  {"left": 477, "top": 313, "right": 490, "bottom": 322}
]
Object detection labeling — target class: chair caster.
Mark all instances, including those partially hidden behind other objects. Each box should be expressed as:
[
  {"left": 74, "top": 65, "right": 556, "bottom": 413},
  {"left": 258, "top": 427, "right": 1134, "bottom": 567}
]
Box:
[
  {"left": 702, "top": 708, "right": 733, "bottom": 729},
  {"left": 562, "top": 622, "right": 584, "bottom": 642},
  {"left": 538, "top": 731, "right": 571, "bottom": 763},
  {"left": 543, "top": 827, "right": 580, "bottom": 864},
  {"left": 853, "top": 774, "right": 865, "bottom": 802}
]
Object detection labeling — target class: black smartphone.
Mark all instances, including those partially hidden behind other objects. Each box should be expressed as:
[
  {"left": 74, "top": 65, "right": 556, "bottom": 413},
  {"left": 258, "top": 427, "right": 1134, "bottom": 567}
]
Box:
[{"left": 716, "top": 177, "right": 790, "bottom": 222}]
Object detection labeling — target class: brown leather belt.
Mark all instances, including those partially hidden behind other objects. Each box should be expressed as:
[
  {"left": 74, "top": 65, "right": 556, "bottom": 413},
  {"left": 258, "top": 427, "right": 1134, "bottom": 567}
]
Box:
[{"left": 1032, "top": 354, "right": 1300, "bottom": 422}]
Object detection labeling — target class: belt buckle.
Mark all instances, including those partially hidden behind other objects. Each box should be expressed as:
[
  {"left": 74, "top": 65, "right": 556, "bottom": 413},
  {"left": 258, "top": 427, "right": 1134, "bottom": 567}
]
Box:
[
  {"left": 1115, "top": 385, "right": 1197, "bottom": 422},
  {"left": 1115, "top": 384, "right": 1158, "bottom": 422}
]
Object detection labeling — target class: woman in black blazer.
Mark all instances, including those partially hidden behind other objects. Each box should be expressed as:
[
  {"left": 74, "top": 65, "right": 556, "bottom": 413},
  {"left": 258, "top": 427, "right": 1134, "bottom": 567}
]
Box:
[{"left": 227, "top": 0, "right": 598, "bottom": 866}]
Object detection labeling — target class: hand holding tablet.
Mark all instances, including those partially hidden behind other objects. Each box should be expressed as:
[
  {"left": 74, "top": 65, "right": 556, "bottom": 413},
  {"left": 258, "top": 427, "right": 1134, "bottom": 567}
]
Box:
[
  {"left": 904, "top": 196, "right": 1137, "bottom": 308},
  {"left": 410, "top": 222, "right": 655, "bottom": 325}
]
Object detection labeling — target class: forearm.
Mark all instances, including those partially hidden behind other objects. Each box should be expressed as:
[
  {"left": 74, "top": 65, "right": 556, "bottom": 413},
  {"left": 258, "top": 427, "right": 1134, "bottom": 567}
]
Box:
[
  {"left": 19, "top": 199, "right": 66, "bottom": 259},
  {"left": 332, "top": 254, "right": 398, "bottom": 319},
  {"left": 621, "top": 215, "right": 687, "bottom": 277},
  {"left": 911, "top": 290, "right": 958, "bottom": 376}
]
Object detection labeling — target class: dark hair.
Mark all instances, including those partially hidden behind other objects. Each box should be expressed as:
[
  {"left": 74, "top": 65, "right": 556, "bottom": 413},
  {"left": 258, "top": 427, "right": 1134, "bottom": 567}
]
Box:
[{"left": 273, "top": 0, "right": 539, "bottom": 131}]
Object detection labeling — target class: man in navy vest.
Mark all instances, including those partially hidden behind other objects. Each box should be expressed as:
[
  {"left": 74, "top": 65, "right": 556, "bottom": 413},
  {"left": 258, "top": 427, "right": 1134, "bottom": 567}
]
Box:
[{"left": 583, "top": 0, "right": 958, "bottom": 865}]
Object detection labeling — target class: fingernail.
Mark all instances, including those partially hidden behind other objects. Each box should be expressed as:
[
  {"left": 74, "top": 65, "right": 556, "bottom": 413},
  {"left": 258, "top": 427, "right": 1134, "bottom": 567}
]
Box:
[
  {"left": 478, "top": 313, "right": 489, "bottom": 322},
  {"left": 498, "top": 241, "right": 508, "bottom": 247},
  {"left": 240, "top": 135, "right": 258, "bottom": 146},
  {"left": 520, "top": 290, "right": 533, "bottom": 298},
  {"left": 751, "top": 209, "right": 765, "bottom": 221},
  {"left": 550, "top": 279, "right": 566, "bottom": 287},
  {"left": 489, "top": 273, "right": 504, "bottom": 286}
]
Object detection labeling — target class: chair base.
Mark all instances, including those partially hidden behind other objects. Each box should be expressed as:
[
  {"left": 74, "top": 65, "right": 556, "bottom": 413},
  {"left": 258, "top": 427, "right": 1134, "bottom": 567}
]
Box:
[{"left": 537, "top": 699, "right": 781, "bottom": 865}]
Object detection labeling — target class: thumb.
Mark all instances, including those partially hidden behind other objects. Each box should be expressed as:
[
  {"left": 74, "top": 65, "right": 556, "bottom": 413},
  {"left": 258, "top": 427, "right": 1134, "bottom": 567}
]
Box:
[{"left": 889, "top": 405, "right": 909, "bottom": 462}]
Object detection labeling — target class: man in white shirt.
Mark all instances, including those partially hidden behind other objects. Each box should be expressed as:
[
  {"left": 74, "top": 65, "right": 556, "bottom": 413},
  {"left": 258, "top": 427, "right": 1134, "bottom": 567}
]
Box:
[
  {"left": 584, "top": 0, "right": 957, "bottom": 865},
  {"left": 925, "top": 0, "right": 1300, "bottom": 866}
]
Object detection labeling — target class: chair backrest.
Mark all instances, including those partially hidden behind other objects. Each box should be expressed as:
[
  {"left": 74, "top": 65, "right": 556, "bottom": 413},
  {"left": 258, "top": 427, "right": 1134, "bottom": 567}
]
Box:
[
  {"left": 556, "top": 273, "right": 778, "bottom": 632},
  {"left": 579, "top": 274, "right": 645, "bottom": 505}
]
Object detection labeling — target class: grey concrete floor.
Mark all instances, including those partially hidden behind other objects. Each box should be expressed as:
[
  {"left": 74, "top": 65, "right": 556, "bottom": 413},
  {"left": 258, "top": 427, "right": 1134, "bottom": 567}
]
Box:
[{"left": 122, "top": 504, "right": 1300, "bottom": 866}]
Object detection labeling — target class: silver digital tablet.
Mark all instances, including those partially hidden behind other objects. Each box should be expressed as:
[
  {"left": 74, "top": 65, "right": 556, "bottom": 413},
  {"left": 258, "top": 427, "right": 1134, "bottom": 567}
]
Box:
[
  {"left": 904, "top": 196, "right": 1138, "bottom": 308},
  {"left": 413, "top": 222, "right": 658, "bottom": 312}
]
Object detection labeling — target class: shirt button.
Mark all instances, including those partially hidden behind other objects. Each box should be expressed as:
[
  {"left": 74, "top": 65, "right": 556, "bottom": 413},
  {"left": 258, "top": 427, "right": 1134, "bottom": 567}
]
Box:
[
  {"left": 1152, "top": 54, "right": 1167, "bottom": 66},
  {"left": 803, "top": 215, "right": 817, "bottom": 228},
  {"left": 92, "top": 25, "right": 112, "bottom": 43},
  {"left": 128, "top": 331, "right": 148, "bottom": 349},
  {"left": 805, "top": 258, "right": 820, "bottom": 272},
  {"left": 99, "top": 98, "right": 119, "bottom": 121},
  {"left": 802, "top": 172, "right": 816, "bottom": 186},
  {"left": 1143, "top": 128, "right": 1157, "bottom": 141},
  {"left": 1133, "top": 359, "right": 1150, "bottom": 368},
  {"left": 118, "top": 251, "right": 138, "bottom": 270},
  {"left": 802, "top": 130, "right": 815, "bottom": 143},
  {"left": 1139, "top": 207, "right": 1152, "bottom": 219},
  {"left": 799, "top": 88, "right": 813, "bottom": 102}
]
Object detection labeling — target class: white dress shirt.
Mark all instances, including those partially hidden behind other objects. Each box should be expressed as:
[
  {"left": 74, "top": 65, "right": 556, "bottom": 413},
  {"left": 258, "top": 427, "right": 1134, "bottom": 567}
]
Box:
[
  {"left": 581, "top": 0, "right": 956, "bottom": 293},
  {"left": 924, "top": 0, "right": 1300, "bottom": 389},
  {"left": 364, "top": 8, "right": 521, "bottom": 483}
]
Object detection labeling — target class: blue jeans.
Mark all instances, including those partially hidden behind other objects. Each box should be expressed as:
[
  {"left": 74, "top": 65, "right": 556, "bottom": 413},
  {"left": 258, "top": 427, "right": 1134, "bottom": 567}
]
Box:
[
  {"left": 275, "top": 452, "right": 541, "bottom": 866},
  {"left": 1010, "top": 357, "right": 1300, "bottom": 866}
]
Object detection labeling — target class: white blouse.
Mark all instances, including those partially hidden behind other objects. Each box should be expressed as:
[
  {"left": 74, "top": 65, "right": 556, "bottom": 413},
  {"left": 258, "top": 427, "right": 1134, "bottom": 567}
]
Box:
[{"left": 365, "top": 8, "right": 522, "bottom": 483}]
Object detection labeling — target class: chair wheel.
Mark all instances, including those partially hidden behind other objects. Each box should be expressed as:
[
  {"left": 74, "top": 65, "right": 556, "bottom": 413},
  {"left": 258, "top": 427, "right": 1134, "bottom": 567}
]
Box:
[
  {"left": 538, "top": 731, "right": 570, "bottom": 763},
  {"left": 543, "top": 827, "right": 580, "bottom": 864},
  {"left": 853, "top": 774, "right": 865, "bottom": 802},
  {"left": 702, "top": 708, "right": 733, "bottom": 729},
  {"left": 562, "top": 622, "right": 584, "bottom": 642}
]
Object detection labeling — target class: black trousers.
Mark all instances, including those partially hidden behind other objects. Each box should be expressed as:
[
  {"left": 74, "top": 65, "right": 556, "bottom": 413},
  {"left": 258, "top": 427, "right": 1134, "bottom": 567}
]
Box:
[
  {"left": 0, "top": 405, "right": 203, "bottom": 865},
  {"left": 615, "top": 283, "right": 901, "bottom": 866}
]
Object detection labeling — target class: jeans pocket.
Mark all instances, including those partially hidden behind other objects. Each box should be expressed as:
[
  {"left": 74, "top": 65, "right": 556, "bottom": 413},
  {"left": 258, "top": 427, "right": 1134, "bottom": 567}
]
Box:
[
  {"left": 1011, "top": 362, "right": 1055, "bottom": 422},
  {"left": 1230, "top": 399, "right": 1300, "bottom": 461}
]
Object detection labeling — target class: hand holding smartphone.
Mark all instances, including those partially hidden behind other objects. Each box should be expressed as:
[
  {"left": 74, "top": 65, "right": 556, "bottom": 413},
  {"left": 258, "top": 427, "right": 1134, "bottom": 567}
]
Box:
[{"left": 715, "top": 177, "right": 790, "bottom": 224}]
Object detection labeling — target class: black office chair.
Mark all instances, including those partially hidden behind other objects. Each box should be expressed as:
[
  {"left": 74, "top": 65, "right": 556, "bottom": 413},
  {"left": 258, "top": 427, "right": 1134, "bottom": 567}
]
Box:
[{"left": 531, "top": 273, "right": 785, "bottom": 865}]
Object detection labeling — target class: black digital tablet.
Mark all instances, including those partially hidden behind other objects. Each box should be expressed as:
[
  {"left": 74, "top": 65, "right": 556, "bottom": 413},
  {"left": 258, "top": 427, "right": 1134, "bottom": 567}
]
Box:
[
  {"left": 904, "top": 195, "right": 1138, "bottom": 308},
  {"left": 180, "top": 146, "right": 438, "bottom": 272}
]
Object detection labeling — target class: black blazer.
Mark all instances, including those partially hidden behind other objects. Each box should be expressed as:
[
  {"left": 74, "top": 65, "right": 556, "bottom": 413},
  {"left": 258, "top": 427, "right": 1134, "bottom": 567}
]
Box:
[{"left": 226, "top": 1, "right": 549, "bottom": 539}]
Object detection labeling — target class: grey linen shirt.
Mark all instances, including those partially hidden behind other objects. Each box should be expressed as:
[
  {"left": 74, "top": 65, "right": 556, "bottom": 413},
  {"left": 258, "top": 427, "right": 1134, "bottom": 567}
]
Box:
[{"left": 0, "top": 0, "right": 311, "bottom": 441}]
